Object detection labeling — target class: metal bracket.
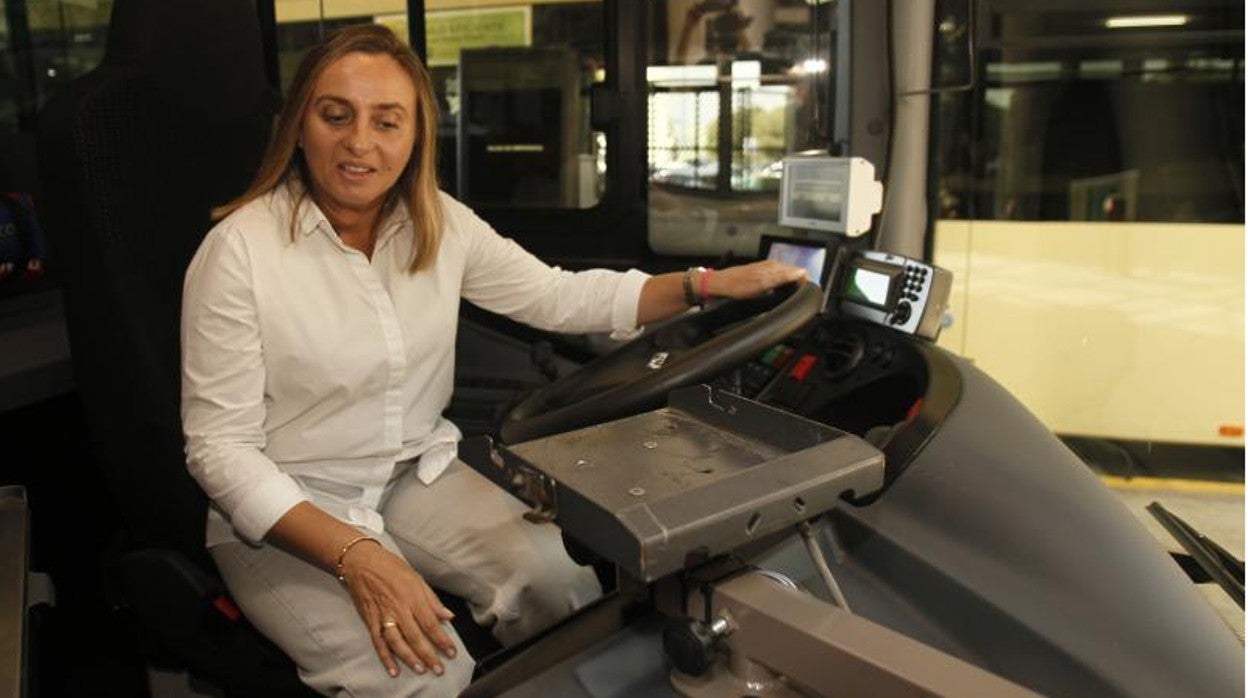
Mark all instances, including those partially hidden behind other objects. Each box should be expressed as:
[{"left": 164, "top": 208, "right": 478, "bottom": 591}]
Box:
[
  {"left": 460, "top": 436, "right": 559, "bottom": 523},
  {"left": 519, "top": 469, "right": 559, "bottom": 524}
]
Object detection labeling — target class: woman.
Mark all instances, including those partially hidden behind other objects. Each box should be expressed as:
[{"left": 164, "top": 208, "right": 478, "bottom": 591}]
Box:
[{"left": 181, "top": 23, "right": 805, "bottom": 697}]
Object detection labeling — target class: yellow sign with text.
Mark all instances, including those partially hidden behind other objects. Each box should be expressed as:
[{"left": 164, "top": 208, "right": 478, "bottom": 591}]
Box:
[{"left": 427, "top": 7, "right": 531, "bottom": 67}]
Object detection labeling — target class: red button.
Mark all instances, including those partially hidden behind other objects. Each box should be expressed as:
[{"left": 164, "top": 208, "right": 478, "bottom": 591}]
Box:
[
  {"left": 790, "top": 354, "right": 818, "bottom": 381},
  {"left": 213, "top": 595, "right": 243, "bottom": 622}
]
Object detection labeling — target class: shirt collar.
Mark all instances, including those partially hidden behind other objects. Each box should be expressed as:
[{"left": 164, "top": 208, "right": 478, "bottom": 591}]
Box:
[{"left": 278, "top": 178, "right": 412, "bottom": 244}]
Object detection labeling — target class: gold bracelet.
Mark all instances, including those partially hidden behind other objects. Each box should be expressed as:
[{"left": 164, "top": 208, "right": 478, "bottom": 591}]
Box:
[{"left": 334, "top": 535, "right": 380, "bottom": 583}]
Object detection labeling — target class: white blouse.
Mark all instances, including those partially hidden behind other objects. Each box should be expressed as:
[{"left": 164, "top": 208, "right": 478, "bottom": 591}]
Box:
[{"left": 181, "top": 183, "right": 649, "bottom": 547}]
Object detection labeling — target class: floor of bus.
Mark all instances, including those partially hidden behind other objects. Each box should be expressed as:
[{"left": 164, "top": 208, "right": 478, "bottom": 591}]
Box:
[{"left": 6, "top": 392, "right": 1244, "bottom": 697}]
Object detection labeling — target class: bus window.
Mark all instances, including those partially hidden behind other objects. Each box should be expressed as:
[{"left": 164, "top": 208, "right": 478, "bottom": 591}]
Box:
[
  {"left": 273, "top": 3, "right": 407, "bottom": 100},
  {"left": 646, "top": 0, "right": 836, "bottom": 258},
  {"left": 426, "top": 0, "right": 605, "bottom": 209},
  {"left": 0, "top": 0, "right": 114, "bottom": 133},
  {"left": 935, "top": 2, "right": 1244, "bottom": 223},
  {"left": 274, "top": 1, "right": 608, "bottom": 211},
  {"left": 931, "top": 0, "right": 1244, "bottom": 453}
]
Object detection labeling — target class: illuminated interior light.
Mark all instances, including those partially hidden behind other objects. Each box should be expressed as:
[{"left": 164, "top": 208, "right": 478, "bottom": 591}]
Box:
[
  {"left": 647, "top": 64, "right": 717, "bottom": 87},
  {"left": 796, "top": 58, "right": 828, "bottom": 75},
  {"left": 1104, "top": 15, "right": 1188, "bottom": 29}
]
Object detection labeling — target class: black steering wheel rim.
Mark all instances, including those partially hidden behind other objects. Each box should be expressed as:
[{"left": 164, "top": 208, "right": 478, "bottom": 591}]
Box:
[{"left": 499, "top": 281, "right": 822, "bottom": 444}]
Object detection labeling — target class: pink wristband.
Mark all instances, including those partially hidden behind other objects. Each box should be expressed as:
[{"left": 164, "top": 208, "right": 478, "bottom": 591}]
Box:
[{"left": 699, "top": 268, "right": 713, "bottom": 303}]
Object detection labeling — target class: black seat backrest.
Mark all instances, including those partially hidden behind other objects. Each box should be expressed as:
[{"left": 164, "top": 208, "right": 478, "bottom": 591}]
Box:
[{"left": 36, "top": 0, "right": 276, "bottom": 572}]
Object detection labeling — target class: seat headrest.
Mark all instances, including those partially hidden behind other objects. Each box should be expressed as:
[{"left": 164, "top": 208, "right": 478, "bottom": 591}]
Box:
[{"left": 103, "top": 0, "right": 273, "bottom": 122}]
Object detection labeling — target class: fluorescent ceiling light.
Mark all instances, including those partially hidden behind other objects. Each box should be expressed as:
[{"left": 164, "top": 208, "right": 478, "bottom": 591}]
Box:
[
  {"left": 1105, "top": 14, "right": 1188, "bottom": 29},
  {"left": 646, "top": 64, "right": 717, "bottom": 87}
]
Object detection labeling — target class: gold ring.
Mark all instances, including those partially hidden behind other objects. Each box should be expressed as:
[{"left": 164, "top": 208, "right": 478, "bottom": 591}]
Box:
[{"left": 381, "top": 619, "right": 398, "bottom": 630}]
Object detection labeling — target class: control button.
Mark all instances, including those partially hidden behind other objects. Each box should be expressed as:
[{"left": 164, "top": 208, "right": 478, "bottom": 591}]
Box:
[
  {"left": 891, "top": 301, "right": 912, "bottom": 325},
  {"left": 789, "top": 354, "right": 818, "bottom": 381},
  {"left": 775, "top": 346, "right": 794, "bottom": 366},
  {"left": 761, "top": 345, "right": 785, "bottom": 365}
]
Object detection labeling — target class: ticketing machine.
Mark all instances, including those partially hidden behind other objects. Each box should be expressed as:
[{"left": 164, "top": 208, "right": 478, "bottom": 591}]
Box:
[{"left": 764, "top": 155, "right": 950, "bottom": 340}]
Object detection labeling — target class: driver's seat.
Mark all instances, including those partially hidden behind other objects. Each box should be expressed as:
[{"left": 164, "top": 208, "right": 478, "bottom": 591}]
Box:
[
  {"left": 36, "top": 1, "right": 310, "bottom": 693},
  {"left": 38, "top": 3, "right": 503, "bottom": 691}
]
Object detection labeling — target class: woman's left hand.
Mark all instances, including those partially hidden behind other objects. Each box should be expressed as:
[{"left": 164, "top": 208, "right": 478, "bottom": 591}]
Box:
[{"left": 705, "top": 260, "right": 809, "bottom": 300}]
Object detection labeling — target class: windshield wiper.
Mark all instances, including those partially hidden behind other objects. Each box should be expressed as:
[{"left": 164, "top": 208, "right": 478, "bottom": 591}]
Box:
[{"left": 1147, "top": 501, "right": 1244, "bottom": 609}]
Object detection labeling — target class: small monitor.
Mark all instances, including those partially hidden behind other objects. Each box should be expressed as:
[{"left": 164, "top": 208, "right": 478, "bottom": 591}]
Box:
[
  {"left": 759, "top": 235, "right": 831, "bottom": 288},
  {"left": 778, "top": 156, "right": 883, "bottom": 236},
  {"left": 841, "top": 258, "right": 902, "bottom": 311}
]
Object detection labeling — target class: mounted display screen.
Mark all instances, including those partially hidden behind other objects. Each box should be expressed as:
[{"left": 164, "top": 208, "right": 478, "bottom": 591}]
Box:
[
  {"left": 778, "top": 158, "right": 847, "bottom": 233},
  {"left": 759, "top": 235, "right": 830, "bottom": 288},
  {"left": 777, "top": 156, "right": 883, "bottom": 236},
  {"left": 843, "top": 267, "right": 892, "bottom": 308}
]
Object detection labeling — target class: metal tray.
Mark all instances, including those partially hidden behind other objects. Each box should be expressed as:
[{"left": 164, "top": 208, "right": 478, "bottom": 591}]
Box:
[{"left": 462, "top": 386, "right": 884, "bottom": 582}]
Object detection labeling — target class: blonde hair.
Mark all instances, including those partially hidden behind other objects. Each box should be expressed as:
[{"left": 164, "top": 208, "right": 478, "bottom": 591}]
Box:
[{"left": 213, "top": 23, "right": 443, "bottom": 272}]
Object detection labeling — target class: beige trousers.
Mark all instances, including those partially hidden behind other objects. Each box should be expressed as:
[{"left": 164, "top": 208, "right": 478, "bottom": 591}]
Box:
[{"left": 211, "top": 459, "right": 602, "bottom": 697}]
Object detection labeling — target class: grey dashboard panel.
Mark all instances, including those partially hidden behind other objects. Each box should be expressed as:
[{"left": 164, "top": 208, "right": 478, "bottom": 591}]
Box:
[
  {"left": 828, "top": 353, "right": 1244, "bottom": 698},
  {"left": 481, "top": 386, "right": 885, "bottom": 582}
]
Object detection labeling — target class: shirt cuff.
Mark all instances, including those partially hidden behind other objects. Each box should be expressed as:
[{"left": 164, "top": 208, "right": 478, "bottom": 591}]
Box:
[
  {"left": 610, "top": 268, "right": 651, "bottom": 333},
  {"left": 228, "top": 472, "right": 308, "bottom": 544}
]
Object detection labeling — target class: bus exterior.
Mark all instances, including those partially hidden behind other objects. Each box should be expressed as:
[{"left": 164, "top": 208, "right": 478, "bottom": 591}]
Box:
[{"left": 929, "top": 0, "right": 1244, "bottom": 460}]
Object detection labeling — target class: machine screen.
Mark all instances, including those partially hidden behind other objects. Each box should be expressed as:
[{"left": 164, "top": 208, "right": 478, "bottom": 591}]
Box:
[
  {"left": 762, "top": 238, "right": 829, "bottom": 288},
  {"left": 843, "top": 265, "right": 893, "bottom": 307},
  {"left": 842, "top": 266, "right": 895, "bottom": 309},
  {"left": 778, "top": 158, "right": 848, "bottom": 233}
]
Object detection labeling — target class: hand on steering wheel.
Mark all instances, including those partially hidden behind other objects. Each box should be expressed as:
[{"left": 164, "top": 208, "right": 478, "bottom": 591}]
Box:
[
  {"left": 500, "top": 279, "right": 823, "bottom": 444},
  {"left": 702, "top": 260, "right": 810, "bottom": 300}
]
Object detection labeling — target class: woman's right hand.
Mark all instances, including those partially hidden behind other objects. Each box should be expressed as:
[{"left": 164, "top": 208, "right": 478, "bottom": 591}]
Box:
[{"left": 338, "top": 540, "right": 459, "bottom": 678}]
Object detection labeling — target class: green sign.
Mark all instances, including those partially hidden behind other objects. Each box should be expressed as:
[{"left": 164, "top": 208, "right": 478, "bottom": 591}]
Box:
[{"left": 427, "top": 7, "right": 531, "bottom": 67}]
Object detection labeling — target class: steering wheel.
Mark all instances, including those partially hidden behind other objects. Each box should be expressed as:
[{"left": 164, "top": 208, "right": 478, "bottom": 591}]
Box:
[{"left": 499, "top": 281, "right": 823, "bottom": 444}]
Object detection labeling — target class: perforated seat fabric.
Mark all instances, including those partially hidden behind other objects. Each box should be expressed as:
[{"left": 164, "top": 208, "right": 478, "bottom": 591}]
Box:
[
  {"left": 39, "top": 0, "right": 278, "bottom": 567},
  {"left": 42, "top": 67, "right": 273, "bottom": 569},
  {"left": 35, "top": 1, "right": 316, "bottom": 694}
]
